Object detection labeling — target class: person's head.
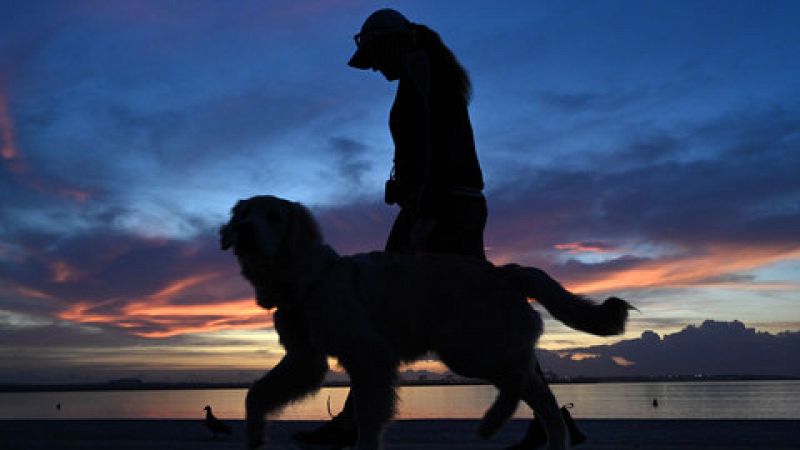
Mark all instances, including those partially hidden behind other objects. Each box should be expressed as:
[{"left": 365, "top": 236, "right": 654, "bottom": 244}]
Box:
[
  {"left": 348, "top": 9, "right": 414, "bottom": 81},
  {"left": 348, "top": 9, "right": 472, "bottom": 103}
]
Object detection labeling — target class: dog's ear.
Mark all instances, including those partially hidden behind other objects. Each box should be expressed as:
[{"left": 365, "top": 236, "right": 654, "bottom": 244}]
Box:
[
  {"left": 219, "top": 223, "right": 234, "bottom": 250},
  {"left": 219, "top": 200, "right": 246, "bottom": 250}
]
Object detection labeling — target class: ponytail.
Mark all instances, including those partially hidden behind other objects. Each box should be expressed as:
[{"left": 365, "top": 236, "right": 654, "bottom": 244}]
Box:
[{"left": 411, "top": 24, "right": 472, "bottom": 105}]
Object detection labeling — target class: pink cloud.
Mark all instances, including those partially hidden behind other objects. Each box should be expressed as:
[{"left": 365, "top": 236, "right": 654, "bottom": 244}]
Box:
[
  {"left": 0, "top": 87, "right": 92, "bottom": 203},
  {"left": 554, "top": 241, "right": 617, "bottom": 254}
]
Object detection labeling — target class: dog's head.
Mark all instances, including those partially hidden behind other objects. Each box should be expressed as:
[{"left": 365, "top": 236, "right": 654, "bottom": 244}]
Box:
[
  {"left": 220, "top": 195, "right": 322, "bottom": 309},
  {"left": 220, "top": 196, "right": 293, "bottom": 258}
]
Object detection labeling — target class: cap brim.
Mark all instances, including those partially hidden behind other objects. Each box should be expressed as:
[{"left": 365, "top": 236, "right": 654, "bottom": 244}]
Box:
[{"left": 348, "top": 47, "right": 372, "bottom": 69}]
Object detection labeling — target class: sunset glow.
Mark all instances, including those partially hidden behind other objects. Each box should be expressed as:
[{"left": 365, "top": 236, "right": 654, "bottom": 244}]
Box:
[{"left": 1, "top": 1, "right": 797, "bottom": 383}]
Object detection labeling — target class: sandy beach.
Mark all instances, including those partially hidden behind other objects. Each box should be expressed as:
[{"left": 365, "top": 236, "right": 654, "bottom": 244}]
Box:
[{"left": 1, "top": 419, "right": 798, "bottom": 449}]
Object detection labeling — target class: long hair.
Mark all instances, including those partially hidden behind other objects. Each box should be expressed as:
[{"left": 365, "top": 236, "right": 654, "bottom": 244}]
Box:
[{"left": 411, "top": 23, "right": 472, "bottom": 105}]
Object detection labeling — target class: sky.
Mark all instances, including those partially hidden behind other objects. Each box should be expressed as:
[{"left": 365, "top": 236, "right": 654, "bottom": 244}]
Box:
[{"left": 0, "top": 0, "right": 799, "bottom": 383}]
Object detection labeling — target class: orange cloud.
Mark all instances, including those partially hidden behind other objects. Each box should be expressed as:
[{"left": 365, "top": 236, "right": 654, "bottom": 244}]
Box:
[
  {"left": 139, "top": 273, "right": 217, "bottom": 306},
  {"left": 569, "top": 352, "right": 600, "bottom": 361},
  {"left": 57, "top": 272, "right": 272, "bottom": 338},
  {"left": 565, "top": 245, "right": 800, "bottom": 294},
  {"left": 611, "top": 356, "right": 636, "bottom": 366},
  {"left": 133, "top": 314, "right": 272, "bottom": 338}
]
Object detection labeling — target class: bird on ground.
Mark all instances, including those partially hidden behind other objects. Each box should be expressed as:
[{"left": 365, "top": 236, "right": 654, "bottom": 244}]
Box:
[{"left": 203, "top": 405, "right": 232, "bottom": 438}]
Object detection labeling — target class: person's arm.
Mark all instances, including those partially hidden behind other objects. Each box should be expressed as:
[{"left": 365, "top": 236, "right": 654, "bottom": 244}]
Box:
[
  {"left": 403, "top": 51, "right": 441, "bottom": 252},
  {"left": 404, "top": 50, "right": 448, "bottom": 219}
]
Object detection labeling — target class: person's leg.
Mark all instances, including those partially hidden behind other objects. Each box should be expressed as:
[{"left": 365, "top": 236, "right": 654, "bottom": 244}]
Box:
[
  {"left": 385, "top": 207, "right": 416, "bottom": 254},
  {"left": 426, "top": 195, "right": 487, "bottom": 259},
  {"left": 507, "top": 364, "right": 586, "bottom": 449},
  {"left": 291, "top": 394, "right": 356, "bottom": 446}
]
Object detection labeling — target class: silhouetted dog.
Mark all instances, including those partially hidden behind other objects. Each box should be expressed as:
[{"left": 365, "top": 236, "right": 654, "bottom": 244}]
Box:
[{"left": 221, "top": 195, "right": 632, "bottom": 450}]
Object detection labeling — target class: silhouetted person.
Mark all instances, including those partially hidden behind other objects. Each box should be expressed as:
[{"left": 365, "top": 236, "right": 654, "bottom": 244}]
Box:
[
  {"left": 203, "top": 405, "right": 232, "bottom": 439},
  {"left": 55, "top": 403, "right": 61, "bottom": 411},
  {"left": 293, "top": 8, "right": 584, "bottom": 449},
  {"left": 293, "top": 8, "right": 486, "bottom": 447},
  {"left": 653, "top": 398, "right": 659, "bottom": 408}
]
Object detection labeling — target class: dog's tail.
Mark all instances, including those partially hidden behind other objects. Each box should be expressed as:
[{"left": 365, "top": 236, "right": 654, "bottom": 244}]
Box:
[{"left": 501, "top": 264, "right": 633, "bottom": 336}]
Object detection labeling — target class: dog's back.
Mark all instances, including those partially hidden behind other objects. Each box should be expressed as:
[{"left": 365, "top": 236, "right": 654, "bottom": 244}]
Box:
[{"left": 304, "top": 252, "right": 542, "bottom": 376}]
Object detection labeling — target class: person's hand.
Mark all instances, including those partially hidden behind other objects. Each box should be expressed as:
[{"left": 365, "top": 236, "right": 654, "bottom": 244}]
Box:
[{"left": 410, "top": 218, "right": 437, "bottom": 253}]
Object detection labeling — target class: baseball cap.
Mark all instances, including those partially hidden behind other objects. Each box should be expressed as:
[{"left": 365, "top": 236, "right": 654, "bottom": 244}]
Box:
[{"left": 348, "top": 9, "right": 412, "bottom": 69}]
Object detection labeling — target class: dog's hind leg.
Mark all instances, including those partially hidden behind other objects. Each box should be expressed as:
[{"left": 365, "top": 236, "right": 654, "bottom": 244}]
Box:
[
  {"left": 521, "top": 359, "right": 567, "bottom": 450},
  {"left": 340, "top": 352, "right": 398, "bottom": 450},
  {"left": 477, "top": 374, "right": 525, "bottom": 439}
]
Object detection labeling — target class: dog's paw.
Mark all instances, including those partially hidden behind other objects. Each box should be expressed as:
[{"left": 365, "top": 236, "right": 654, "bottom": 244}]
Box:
[
  {"left": 246, "top": 428, "right": 265, "bottom": 449},
  {"left": 246, "top": 437, "right": 264, "bottom": 449},
  {"left": 476, "top": 422, "right": 497, "bottom": 440}
]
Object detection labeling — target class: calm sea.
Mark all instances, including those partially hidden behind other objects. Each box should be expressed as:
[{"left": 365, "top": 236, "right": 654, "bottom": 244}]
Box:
[{"left": 1, "top": 381, "right": 798, "bottom": 420}]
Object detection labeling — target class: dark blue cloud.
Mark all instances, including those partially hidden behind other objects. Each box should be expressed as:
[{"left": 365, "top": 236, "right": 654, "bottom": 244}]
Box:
[{"left": 540, "top": 320, "right": 800, "bottom": 377}]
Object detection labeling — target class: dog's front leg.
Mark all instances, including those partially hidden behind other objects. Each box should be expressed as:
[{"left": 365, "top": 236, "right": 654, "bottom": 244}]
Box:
[{"left": 245, "top": 352, "right": 328, "bottom": 448}]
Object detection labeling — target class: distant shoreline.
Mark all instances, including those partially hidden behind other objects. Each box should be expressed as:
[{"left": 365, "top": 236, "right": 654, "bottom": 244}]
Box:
[{"left": 1, "top": 375, "right": 797, "bottom": 393}]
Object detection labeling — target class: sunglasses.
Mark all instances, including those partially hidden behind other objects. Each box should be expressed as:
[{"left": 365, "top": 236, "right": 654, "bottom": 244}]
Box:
[
  {"left": 353, "top": 33, "right": 365, "bottom": 47},
  {"left": 353, "top": 30, "right": 397, "bottom": 47}
]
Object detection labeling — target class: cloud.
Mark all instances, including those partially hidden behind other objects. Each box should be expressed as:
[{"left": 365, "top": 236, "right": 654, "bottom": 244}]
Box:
[
  {"left": 0, "top": 316, "right": 283, "bottom": 383},
  {"left": 482, "top": 105, "right": 800, "bottom": 293},
  {"left": 539, "top": 320, "right": 800, "bottom": 377},
  {"left": 329, "top": 136, "right": 372, "bottom": 188},
  {"left": 0, "top": 221, "right": 273, "bottom": 340},
  {"left": 554, "top": 241, "right": 619, "bottom": 254},
  {"left": 535, "top": 88, "right": 648, "bottom": 116},
  {"left": 313, "top": 200, "right": 396, "bottom": 254},
  {"left": 0, "top": 90, "right": 19, "bottom": 161}
]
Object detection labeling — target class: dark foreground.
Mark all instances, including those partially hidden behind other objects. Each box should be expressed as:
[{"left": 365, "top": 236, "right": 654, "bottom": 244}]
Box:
[{"left": 1, "top": 419, "right": 798, "bottom": 449}]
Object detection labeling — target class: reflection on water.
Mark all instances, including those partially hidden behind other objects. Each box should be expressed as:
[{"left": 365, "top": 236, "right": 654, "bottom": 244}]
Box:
[{"left": 1, "top": 380, "right": 798, "bottom": 420}]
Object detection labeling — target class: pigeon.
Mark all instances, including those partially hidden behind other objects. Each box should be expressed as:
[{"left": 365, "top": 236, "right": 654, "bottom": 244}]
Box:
[{"left": 203, "top": 405, "right": 232, "bottom": 438}]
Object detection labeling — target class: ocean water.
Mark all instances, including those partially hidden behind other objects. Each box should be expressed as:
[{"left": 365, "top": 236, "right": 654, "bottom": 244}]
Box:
[{"left": 1, "top": 380, "right": 798, "bottom": 420}]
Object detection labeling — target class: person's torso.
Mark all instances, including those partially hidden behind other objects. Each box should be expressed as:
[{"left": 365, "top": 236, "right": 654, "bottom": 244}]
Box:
[{"left": 389, "top": 54, "right": 484, "bottom": 197}]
